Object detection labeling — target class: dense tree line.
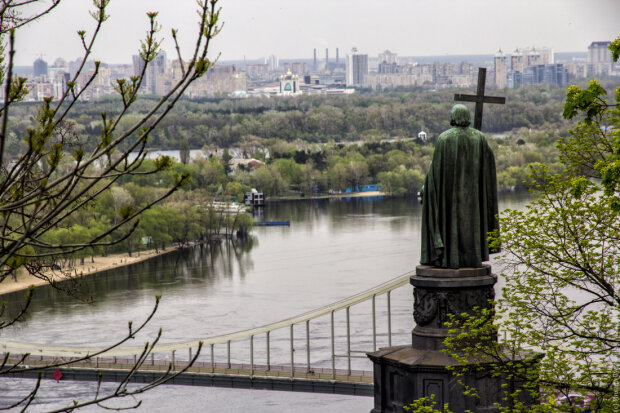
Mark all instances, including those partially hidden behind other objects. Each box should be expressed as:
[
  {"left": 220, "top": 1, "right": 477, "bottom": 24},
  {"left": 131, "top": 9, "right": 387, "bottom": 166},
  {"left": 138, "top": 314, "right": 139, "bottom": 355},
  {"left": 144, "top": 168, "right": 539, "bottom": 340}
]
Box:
[{"left": 5, "top": 84, "right": 589, "bottom": 158}]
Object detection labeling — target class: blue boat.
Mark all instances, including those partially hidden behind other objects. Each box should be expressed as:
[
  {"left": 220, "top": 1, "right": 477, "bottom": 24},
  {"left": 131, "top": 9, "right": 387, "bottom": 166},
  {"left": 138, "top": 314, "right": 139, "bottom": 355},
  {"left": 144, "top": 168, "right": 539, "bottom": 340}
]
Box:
[{"left": 256, "top": 220, "right": 290, "bottom": 227}]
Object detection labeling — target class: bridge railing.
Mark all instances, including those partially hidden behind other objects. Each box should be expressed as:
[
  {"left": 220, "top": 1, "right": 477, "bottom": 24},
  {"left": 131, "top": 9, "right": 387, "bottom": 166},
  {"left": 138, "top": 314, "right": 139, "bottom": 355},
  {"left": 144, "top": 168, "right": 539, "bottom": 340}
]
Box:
[
  {"left": 1, "top": 272, "right": 414, "bottom": 381},
  {"left": 193, "top": 271, "right": 412, "bottom": 379}
]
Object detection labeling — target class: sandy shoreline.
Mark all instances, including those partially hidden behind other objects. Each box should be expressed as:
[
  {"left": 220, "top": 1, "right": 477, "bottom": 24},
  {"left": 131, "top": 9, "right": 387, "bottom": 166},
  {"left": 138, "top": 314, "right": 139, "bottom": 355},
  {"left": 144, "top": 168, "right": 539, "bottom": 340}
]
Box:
[{"left": 0, "top": 246, "right": 181, "bottom": 297}]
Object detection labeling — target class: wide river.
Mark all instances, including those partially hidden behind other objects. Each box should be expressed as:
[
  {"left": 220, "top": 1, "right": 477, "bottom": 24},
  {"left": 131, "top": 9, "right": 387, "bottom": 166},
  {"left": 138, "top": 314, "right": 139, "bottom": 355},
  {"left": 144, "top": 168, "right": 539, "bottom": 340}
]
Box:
[{"left": 0, "top": 194, "right": 530, "bottom": 412}]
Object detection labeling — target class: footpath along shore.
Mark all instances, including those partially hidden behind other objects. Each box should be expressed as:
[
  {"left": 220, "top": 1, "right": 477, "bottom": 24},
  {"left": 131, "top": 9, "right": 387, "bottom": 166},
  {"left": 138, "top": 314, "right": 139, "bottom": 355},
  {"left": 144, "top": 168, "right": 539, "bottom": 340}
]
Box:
[
  {"left": 0, "top": 246, "right": 180, "bottom": 297},
  {"left": 0, "top": 191, "right": 388, "bottom": 297}
]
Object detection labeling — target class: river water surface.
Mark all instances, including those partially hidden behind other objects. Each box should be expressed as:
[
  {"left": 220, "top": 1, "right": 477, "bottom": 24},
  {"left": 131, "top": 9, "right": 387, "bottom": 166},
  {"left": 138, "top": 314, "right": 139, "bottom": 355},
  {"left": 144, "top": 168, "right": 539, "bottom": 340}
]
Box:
[{"left": 0, "top": 194, "right": 530, "bottom": 412}]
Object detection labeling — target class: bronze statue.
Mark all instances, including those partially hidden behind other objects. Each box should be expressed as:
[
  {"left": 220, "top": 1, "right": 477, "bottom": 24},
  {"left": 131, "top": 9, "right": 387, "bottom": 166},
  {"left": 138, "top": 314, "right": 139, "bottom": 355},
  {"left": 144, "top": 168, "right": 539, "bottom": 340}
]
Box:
[{"left": 420, "top": 104, "right": 499, "bottom": 269}]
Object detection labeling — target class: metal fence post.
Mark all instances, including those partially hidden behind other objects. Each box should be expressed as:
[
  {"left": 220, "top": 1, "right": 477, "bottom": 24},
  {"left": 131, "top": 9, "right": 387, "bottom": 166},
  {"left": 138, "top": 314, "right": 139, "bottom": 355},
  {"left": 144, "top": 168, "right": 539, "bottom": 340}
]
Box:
[
  {"left": 290, "top": 324, "right": 295, "bottom": 378},
  {"left": 210, "top": 343, "right": 215, "bottom": 374},
  {"left": 387, "top": 290, "right": 392, "bottom": 347},
  {"left": 331, "top": 310, "right": 335, "bottom": 380},
  {"left": 346, "top": 306, "right": 351, "bottom": 376},
  {"left": 172, "top": 350, "right": 175, "bottom": 371},
  {"left": 306, "top": 320, "right": 311, "bottom": 373},
  {"left": 250, "top": 335, "right": 254, "bottom": 377},
  {"left": 227, "top": 340, "right": 231, "bottom": 369},
  {"left": 372, "top": 294, "right": 377, "bottom": 351},
  {"left": 266, "top": 331, "right": 271, "bottom": 371}
]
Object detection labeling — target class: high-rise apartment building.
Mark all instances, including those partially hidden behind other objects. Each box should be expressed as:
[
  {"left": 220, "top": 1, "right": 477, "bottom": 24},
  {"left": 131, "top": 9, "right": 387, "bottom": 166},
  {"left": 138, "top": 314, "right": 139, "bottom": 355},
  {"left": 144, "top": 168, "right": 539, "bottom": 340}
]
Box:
[
  {"left": 267, "top": 55, "right": 279, "bottom": 72},
  {"left": 526, "top": 50, "right": 541, "bottom": 67},
  {"left": 511, "top": 47, "right": 553, "bottom": 71},
  {"left": 133, "top": 51, "right": 168, "bottom": 95},
  {"left": 588, "top": 41, "right": 612, "bottom": 75},
  {"left": 132, "top": 55, "right": 146, "bottom": 78},
  {"left": 494, "top": 49, "right": 507, "bottom": 89},
  {"left": 378, "top": 50, "right": 398, "bottom": 65},
  {"left": 509, "top": 63, "right": 568, "bottom": 88},
  {"left": 284, "top": 62, "right": 307, "bottom": 75},
  {"left": 537, "top": 47, "right": 554, "bottom": 64},
  {"left": 378, "top": 50, "right": 399, "bottom": 74},
  {"left": 346, "top": 48, "right": 368, "bottom": 86},
  {"left": 246, "top": 64, "right": 270, "bottom": 80},
  {"left": 185, "top": 65, "right": 247, "bottom": 98},
  {"left": 33, "top": 58, "right": 48, "bottom": 77},
  {"left": 510, "top": 49, "right": 525, "bottom": 72},
  {"left": 588, "top": 41, "right": 611, "bottom": 63},
  {"left": 506, "top": 46, "right": 557, "bottom": 88}
]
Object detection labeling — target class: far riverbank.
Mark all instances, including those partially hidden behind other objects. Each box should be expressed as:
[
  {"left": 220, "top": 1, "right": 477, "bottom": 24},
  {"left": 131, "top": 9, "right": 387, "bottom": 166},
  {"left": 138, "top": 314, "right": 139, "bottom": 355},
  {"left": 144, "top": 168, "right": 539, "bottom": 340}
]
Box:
[{"left": 268, "top": 190, "right": 386, "bottom": 202}]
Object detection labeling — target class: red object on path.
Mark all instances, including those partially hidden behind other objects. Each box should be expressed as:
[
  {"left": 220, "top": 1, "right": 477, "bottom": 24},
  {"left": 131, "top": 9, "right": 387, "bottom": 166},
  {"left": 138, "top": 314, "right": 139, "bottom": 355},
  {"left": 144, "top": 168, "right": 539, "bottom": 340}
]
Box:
[{"left": 53, "top": 369, "right": 63, "bottom": 382}]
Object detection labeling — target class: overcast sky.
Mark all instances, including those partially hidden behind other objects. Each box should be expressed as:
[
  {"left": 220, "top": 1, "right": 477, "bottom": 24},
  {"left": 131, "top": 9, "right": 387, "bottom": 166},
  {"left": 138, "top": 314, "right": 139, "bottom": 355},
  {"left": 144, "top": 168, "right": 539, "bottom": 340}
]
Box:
[{"left": 15, "top": 0, "right": 620, "bottom": 66}]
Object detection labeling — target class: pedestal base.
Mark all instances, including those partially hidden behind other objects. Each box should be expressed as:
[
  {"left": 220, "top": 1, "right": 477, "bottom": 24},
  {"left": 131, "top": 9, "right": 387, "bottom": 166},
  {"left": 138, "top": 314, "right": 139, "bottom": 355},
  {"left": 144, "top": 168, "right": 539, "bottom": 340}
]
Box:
[
  {"left": 367, "top": 345, "right": 502, "bottom": 413},
  {"left": 368, "top": 265, "right": 504, "bottom": 412}
]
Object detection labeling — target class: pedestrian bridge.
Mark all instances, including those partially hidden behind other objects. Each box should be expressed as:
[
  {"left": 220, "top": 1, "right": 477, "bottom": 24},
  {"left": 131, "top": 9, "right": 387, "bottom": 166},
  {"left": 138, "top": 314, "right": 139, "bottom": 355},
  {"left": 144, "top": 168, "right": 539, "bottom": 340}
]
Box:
[{"left": 1, "top": 272, "right": 414, "bottom": 396}]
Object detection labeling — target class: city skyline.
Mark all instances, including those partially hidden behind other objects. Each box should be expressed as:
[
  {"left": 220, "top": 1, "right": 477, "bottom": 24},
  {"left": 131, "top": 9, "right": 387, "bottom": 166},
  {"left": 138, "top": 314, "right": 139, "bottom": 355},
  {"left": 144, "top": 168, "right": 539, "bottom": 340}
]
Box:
[{"left": 14, "top": 0, "right": 619, "bottom": 66}]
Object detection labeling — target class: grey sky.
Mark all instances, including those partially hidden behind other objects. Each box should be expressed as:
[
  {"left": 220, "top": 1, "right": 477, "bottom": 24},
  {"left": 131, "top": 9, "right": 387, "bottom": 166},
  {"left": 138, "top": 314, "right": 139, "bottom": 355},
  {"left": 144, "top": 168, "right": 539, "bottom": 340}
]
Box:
[{"left": 15, "top": 0, "right": 620, "bottom": 66}]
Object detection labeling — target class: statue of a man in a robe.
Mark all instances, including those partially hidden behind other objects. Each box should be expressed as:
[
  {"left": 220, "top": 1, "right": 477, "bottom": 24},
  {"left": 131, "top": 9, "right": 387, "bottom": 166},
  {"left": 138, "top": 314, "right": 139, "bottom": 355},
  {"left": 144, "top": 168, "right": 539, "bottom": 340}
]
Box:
[{"left": 420, "top": 104, "right": 499, "bottom": 269}]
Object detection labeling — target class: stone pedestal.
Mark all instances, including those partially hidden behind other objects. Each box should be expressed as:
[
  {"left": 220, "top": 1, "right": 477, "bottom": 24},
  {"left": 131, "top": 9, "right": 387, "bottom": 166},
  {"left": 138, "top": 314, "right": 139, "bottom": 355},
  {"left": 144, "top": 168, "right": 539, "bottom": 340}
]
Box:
[
  {"left": 367, "top": 265, "right": 501, "bottom": 413},
  {"left": 411, "top": 265, "right": 495, "bottom": 351}
]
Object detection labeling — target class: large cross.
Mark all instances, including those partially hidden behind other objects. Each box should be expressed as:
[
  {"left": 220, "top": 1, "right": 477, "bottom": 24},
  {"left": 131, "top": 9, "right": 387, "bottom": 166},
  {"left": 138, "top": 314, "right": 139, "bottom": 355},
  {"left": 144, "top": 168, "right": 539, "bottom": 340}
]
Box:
[{"left": 454, "top": 67, "right": 505, "bottom": 131}]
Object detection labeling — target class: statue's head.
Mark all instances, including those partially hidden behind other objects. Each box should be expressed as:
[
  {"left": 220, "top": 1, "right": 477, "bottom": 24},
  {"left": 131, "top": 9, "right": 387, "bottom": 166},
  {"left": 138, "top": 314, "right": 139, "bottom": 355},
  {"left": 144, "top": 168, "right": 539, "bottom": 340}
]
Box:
[{"left": 450, "top": 104, "right": 471, "bottom": 127}]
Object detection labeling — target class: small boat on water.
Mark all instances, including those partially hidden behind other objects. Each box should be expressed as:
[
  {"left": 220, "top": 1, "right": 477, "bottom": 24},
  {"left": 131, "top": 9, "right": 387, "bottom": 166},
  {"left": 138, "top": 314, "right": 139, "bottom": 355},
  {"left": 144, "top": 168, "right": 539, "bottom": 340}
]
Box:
[{"left": 256, "top": 220, "right": 290, "bottom": 227}]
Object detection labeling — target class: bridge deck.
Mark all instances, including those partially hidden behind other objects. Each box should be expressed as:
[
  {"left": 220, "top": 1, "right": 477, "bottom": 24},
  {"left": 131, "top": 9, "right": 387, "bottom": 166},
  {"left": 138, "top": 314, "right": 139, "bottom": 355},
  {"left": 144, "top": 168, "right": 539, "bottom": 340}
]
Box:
[{"left": 5, "top": 355, "right": 374, "bottom": 396}]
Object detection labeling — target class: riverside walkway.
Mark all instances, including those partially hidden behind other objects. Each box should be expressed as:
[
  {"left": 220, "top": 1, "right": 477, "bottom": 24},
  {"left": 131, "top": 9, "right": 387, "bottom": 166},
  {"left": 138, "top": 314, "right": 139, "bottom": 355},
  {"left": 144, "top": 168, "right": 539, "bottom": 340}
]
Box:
[{"left": 2, "top": 272, "right": 413, "bottom": 396}]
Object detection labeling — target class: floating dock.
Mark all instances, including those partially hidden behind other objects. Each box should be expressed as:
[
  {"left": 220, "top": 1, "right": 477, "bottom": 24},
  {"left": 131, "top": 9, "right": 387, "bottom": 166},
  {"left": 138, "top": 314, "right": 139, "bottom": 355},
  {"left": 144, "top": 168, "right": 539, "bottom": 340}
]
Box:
[{"left": 256, "top": 221, "right": 290, "bottom": 227}]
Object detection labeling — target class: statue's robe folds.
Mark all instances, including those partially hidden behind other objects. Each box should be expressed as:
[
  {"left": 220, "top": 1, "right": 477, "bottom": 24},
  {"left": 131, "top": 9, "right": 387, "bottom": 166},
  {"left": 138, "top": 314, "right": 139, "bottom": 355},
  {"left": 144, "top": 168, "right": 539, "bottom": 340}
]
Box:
[{"left": 420, "top": 127, "right": 499, "bottom": 268}]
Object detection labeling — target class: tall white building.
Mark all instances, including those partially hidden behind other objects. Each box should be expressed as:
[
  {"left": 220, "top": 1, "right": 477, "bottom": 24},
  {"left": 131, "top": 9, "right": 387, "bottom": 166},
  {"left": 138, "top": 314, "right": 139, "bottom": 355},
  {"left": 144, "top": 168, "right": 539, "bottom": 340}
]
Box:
[
  {"left": 33, "top": 58, "right": 48, "bottom": 77},
  {"left": 588, "top": 41, "right": 612, "bottom": 75},
  {"left": 133, "top": 51, "right": 168, "bottom": 95},
  {"left": 378, "top": 50, "right": 398, "bottom": 65},
  {"left": 266, "top": 55, "right": 279, "bottom": 72},
  {"left": 346, "top": 47, "right": 368, "bottom": 86},
  {"left": 511, "top": 46, "right": 553, "bottom": 71},
  {"left": 510, "top": 48, "right": 525, "bottom": 72},
  {"left": 494, "top": 49, "right": 507, "bottom": 89}
]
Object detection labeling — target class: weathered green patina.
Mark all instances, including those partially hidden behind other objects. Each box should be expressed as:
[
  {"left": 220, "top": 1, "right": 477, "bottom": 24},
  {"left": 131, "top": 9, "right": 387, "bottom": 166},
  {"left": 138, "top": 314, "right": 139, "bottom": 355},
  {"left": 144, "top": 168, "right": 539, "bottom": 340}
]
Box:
[{"left": 420, "top": 104, "right": 499, "bottom": 269}]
